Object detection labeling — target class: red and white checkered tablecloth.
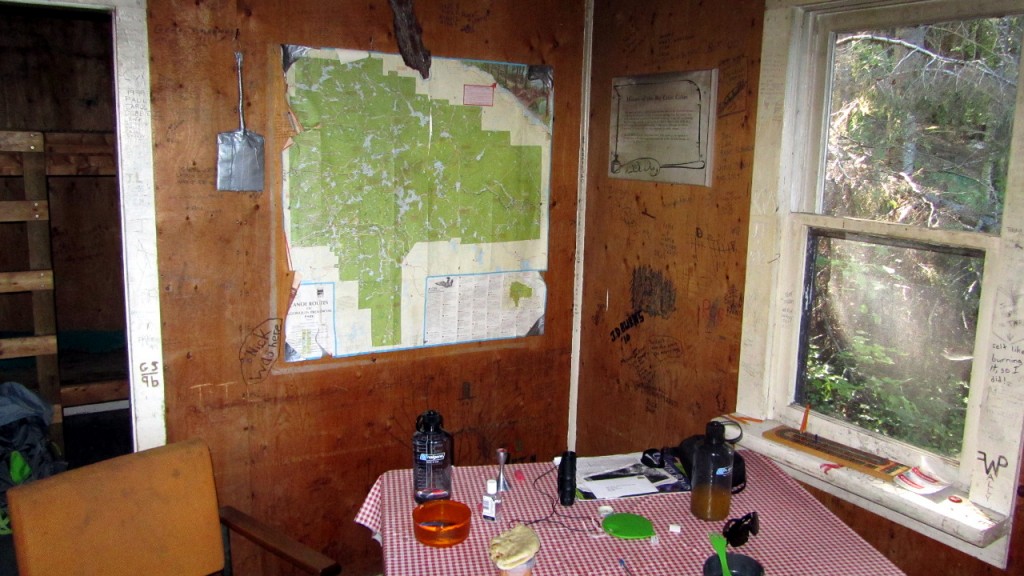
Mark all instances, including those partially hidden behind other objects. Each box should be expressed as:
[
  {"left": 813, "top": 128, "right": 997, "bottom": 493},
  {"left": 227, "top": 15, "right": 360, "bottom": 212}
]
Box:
[{"left": 355, "top": 451, "right": 906, "bottom": 575}]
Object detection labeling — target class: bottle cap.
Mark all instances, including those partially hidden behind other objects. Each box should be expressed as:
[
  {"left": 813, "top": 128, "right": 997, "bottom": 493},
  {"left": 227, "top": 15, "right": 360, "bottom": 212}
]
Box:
[
  {"left": 706, "top": 420, "right": 726, "bottom": 444},
  {"left": 417, "top": 410, "right": 443, "bottom": 432},
  {"left": 487, "top": 478, "right": 498, "bottom": 495}
]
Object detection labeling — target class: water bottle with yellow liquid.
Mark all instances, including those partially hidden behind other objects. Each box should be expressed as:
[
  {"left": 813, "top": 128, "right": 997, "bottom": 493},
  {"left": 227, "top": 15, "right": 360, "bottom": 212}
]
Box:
[{"left": 690, "top": 420, "right": 733, "bottom": 521}]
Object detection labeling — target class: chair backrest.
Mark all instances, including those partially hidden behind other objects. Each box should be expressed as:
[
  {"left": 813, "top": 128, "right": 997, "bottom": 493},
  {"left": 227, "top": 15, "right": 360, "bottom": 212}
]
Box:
[{"left": 8, "top": 438, "right": 225, "bottom": 576}]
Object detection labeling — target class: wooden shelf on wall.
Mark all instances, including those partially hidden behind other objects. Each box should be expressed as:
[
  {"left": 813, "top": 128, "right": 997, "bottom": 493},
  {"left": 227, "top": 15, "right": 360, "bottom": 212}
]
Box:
[
  {"left": 61, "top": 378, "right": 129, "bottom": 408},
  {"left": 0, "top": 132, "right": 116, "bottom": 177}
]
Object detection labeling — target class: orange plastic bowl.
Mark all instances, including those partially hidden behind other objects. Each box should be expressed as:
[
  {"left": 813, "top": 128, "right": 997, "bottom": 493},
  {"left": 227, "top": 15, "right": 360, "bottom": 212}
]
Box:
[{"left": 412, "top": 500, "right": 472, "bottom": 548}]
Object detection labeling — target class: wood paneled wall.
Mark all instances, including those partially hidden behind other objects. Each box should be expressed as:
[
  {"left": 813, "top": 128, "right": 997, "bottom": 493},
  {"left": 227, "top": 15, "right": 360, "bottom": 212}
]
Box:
[
  {"left": 0, "top": 4, "right": 114, "bottom": 133},
  {"left": 49, "top": 174, "right": 125, "bottom": 332},
  {"left": 0, "top": 6, "right": 119, "bottom": 334},
  {"left": 147, "top": 0, "right": 583, "bottom": 573},
  {"left": 577, "top": 0, "right": 760, "bottom": 456},
  {"left": 577, "top": 1, "right": 1024, "bottom": 575}
]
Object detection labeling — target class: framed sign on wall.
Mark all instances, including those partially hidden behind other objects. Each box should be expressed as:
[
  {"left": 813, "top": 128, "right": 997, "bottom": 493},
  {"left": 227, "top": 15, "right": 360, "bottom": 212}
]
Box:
[{"left": 609, "top": 69, "right": 717, "bottom": 186}]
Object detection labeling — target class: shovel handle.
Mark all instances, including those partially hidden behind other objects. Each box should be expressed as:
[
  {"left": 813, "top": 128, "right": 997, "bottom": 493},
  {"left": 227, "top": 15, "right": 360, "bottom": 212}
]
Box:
[{"left": 235, "top": 51, "right": 246, "bottom": 131}]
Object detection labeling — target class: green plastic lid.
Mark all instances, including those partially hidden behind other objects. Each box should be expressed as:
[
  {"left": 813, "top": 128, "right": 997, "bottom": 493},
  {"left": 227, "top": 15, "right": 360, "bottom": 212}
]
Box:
[{"left": 602, "top": 513, "right": 655, "bottom": 539}]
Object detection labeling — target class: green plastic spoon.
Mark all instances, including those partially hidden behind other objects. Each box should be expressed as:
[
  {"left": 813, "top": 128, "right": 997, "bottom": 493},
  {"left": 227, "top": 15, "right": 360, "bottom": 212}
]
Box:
[{"left": 710, "top": 532, "right": 731, "bottom": 576}]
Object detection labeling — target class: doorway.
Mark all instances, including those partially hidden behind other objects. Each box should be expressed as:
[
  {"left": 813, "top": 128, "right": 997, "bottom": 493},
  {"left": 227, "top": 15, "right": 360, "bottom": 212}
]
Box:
[
  {"left": 0, "top": 3, "right": 132, "bottom": 468},
  {"left": 0, "top": 0, "right": 165, "bottom": 452}
]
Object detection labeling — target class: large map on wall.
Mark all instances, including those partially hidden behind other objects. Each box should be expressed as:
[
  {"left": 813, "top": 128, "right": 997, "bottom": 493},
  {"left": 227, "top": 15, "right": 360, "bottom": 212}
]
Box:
[{"left": 280, "top": 46, "right": 553, "bottom": 360}]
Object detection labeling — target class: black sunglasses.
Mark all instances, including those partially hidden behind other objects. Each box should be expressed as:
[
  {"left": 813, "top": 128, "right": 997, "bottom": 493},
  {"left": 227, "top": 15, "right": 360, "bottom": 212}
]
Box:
[{"left": 723, "top": 511, "right": 759, "bottom": 547}]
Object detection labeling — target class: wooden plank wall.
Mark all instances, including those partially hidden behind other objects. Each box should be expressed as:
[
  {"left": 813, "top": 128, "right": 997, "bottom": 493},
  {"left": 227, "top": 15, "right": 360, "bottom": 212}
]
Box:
[
  {"left": 577, "top": 1, "right": 1024, "bottom": 576},
  {"left": 147, "top": 0, "right": 583, "bottom": 573},
  {"left": 0, "top": 6, "right": 117, "bottom": 335},
  {"left": 48, "top": 175, "right": 125, "bottom": 332},
  {"left": 577, "top": 0, "right": 760, "bottom": 458},
  {"left": 0, "top": 5, "right": 114, "bottom": 133}
]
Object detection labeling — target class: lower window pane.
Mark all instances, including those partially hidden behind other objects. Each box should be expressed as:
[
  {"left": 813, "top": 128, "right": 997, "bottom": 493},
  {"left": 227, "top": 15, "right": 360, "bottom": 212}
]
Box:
[{"left": 798, "top": 231, "right": 982, "bottom": 459}]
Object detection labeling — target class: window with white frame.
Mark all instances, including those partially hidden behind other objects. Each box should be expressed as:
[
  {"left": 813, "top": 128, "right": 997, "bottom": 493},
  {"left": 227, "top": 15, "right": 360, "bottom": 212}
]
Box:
[{"left": 738, "top": 0, "right": 1024, "bottom": 568}]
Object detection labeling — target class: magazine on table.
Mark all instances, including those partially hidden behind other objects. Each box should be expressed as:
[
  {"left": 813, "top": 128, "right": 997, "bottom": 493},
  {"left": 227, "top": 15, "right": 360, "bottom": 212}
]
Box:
[{"left": 555, "top": 450, "right": 690, "bottom": 500}]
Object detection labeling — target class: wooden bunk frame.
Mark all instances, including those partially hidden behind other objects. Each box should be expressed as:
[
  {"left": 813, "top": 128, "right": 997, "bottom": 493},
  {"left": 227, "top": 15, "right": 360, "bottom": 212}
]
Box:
[{"left": 0, "top": 130, "right": 128, "bottom": 448}]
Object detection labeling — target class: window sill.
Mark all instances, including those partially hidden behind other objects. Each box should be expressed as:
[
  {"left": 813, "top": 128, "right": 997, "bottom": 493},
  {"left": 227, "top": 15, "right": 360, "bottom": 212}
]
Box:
[{"left": 732, "top": 415, "right": 1011, "bottom": 567}]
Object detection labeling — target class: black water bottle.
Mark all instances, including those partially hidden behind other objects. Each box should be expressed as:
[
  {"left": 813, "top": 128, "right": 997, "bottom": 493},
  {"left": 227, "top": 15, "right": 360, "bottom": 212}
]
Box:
[{"left": 413, "top": 409, "right": 453, "bottom": 504}]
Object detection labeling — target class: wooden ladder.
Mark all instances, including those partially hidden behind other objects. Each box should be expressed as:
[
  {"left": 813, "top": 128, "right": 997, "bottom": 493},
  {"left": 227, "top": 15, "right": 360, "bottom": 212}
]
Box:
[{"left": 0, "top": 130, "right": 63, "bottom": 448}]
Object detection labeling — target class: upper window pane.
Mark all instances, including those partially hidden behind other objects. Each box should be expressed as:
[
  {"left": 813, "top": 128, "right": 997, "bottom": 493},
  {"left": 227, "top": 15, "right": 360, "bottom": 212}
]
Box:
[{"left": 823, "top": 16, "right": 1024, "bottom": 232}]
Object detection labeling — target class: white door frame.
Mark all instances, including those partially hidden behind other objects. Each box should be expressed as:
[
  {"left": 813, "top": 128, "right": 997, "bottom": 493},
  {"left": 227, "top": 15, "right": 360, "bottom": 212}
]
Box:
[{"left": 11, "top": 0, "right": 166, "bottom": 450}]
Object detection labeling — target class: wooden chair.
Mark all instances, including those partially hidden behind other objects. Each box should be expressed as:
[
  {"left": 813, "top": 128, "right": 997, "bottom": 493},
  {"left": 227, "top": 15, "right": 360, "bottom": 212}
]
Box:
[{"left": 6, "top": 438, "right": 341, "bottom": 576}]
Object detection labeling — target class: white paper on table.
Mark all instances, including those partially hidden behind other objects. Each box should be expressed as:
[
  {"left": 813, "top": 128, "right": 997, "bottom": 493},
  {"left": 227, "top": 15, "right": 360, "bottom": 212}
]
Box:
[
  {"left": 584, "top": 475, "right": 660, "bottom": 499},
  {"left": 575, "top": 452, "right": 645, "bottom": 479}
]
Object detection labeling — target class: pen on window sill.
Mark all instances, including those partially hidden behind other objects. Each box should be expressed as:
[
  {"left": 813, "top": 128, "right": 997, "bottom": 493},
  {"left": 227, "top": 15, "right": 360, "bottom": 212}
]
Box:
[{"left": 800, "top": 403, "right": 811, "bottom": 434}]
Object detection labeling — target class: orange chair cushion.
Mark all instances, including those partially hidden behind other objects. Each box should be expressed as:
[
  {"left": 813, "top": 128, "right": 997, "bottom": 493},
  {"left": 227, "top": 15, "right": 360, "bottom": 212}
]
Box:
[{"left": 8, "top": 438, "right": 224, "bottom": 576}]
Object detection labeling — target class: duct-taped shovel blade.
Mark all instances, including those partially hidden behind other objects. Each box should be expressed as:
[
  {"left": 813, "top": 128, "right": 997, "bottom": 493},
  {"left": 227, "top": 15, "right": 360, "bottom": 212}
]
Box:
[{"left": 217, "top": 128, "right": 265, "bottom": 191}]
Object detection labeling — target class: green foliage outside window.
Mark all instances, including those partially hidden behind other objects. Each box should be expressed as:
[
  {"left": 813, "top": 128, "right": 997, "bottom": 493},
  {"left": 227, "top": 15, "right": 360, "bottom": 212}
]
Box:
[{"left": 800, "top": 15, "right": 1021, "bottom": 459}]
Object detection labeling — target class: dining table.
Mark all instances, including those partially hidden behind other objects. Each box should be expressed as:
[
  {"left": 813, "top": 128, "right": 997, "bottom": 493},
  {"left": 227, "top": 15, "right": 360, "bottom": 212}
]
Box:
[{"left": 356, "top": 450, "right": 907, "bottom": 575}]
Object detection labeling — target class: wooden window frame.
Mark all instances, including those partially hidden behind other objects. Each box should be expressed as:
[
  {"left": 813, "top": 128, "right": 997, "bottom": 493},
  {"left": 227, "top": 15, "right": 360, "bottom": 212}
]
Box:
[{"left": 737, "top": 0, "right": 1024, "bottom": 567}]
